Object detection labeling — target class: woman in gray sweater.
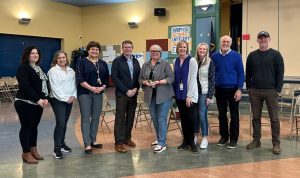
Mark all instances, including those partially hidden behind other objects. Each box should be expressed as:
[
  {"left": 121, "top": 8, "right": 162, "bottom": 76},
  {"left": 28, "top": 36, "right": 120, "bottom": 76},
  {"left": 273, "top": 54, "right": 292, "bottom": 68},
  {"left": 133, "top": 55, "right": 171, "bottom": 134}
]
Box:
[{"left": 139, "top": 44, "right": 174, "bottom": 153}]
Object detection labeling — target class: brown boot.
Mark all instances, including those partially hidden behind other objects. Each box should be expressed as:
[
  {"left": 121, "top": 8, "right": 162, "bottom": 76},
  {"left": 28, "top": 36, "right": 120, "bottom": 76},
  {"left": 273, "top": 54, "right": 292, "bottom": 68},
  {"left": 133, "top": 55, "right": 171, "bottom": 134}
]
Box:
[
  {"left": 30, "top": 147, "right": 44, "bottom": 160},
  {"left": 22, "top": 152, "right": 38, "bottom": 164},
  {"left": 246, "top": 139, "right": 261, "bottom": 149},
  {"left": 272, "top": 143, "right": 281, "bottom": 155},
  {"left": 124, "top": 139, "right": 136, "bottom": 147},
  {"left": 115, "top": 144, "right": 127, "bottom": 153}
]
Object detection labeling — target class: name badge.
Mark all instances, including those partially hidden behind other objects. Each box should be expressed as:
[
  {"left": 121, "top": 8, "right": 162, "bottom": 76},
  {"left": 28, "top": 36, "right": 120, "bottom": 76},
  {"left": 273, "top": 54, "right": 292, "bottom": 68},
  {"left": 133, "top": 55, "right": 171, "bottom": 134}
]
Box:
[
  {"left": 97, "top": 78, "right": 102, "bottom": 85},
  {"left": 179, "top": 83, "right": 183, "bottom": 91}
]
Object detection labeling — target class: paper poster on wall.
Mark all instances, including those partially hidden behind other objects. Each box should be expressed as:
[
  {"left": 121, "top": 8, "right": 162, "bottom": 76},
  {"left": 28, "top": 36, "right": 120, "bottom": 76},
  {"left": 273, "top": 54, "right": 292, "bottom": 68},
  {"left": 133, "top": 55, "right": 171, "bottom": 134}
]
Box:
[
  {"left": 100, "top": 45, "right": 121, "bottom": 64},
  {"left": 170, "top": 25, "right": 192, "bottom": 54},
  {"left": 132, "top": 52, "right": 144, "bottom": 68}
]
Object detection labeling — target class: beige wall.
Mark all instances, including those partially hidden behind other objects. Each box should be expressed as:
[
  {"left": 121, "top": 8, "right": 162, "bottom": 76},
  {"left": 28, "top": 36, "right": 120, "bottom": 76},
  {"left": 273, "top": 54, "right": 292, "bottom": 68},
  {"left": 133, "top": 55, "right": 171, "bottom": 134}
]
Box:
[
  {"left": 1, "top": 0, "right": 298, "bottom": 76},
  {"left": 81, "top": 0, "right": 192, "bottom": 53},
  {"left": 0, "top": 0, "right": 82, "bottom": 57},
  {"left": 220, "top": 0, "right": 230, "bottom": 36},
  {"left": 242, "top": 0, "right": 299, "bottom": 76},
  {"left": 0, "top": 0, "right": 191, "bottom": 66}
]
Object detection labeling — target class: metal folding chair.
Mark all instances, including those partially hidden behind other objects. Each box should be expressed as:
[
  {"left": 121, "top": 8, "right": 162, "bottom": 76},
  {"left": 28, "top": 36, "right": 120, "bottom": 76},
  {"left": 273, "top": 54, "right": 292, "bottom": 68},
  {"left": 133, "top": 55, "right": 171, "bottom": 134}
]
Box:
[
  {"left": 100, "top": 93, "right": 115, "bottom": 133},
  {"left": 167, "top": 100, "right": 182, "bottom": 136}
]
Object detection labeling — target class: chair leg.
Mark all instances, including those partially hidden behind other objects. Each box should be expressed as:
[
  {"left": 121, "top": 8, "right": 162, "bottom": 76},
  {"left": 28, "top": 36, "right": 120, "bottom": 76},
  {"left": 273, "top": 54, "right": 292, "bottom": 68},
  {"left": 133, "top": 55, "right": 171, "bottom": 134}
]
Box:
[
  {"left": 134, "top": 105, "right": 141, "bottom": 128},
  {"left": 290, "top": 116, "right": 296, "bottom": 140},
  {"left": 100, "top": 112, "right": 111, "bottom": 133},
  {"left": 141, "top": 108, "right": 150, "bottom": 126},
  {"left": 100, "top": 113, "right": 105, "bottom": 126},
  {"left": 103, "top": 118, "right": 111, "bottom": 134},
  {"left": 296, "top": 118, "right": 298, "bottom": 138},
  {"left": 175, "top": 119, "right": 183, "bottom": 136}
]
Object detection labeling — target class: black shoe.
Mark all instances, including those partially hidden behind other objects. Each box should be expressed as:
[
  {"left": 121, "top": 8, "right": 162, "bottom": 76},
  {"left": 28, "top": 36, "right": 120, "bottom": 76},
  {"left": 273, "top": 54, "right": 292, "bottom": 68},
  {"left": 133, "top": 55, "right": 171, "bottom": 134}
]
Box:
[
  {"left": 53, "top": 147, "right": 64, "bottom": 159},
  {"left": 91, "top": 143, "right": 103, "bottom": 149},
  {"left": 217, "top": 137, "right": 228, "bottom": 147},
  {"left": 190, "top": 143, "right": 198, "bottom": 153},
  {"left": 61, "top": 144, "right": 72, "bottom": 153},
  {"left": 177, "top": 142, "right": 187, "bottom": 151},
  {"left": 227, "top": 141, "right": 237, "bottom": 149}
]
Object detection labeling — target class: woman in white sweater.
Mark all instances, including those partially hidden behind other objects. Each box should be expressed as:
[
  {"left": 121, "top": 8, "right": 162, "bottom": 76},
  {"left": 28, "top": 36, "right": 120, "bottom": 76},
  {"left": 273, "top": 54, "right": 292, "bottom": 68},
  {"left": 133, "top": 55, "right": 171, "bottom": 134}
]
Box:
[{"left": 48, "top": 50, "right": 77, "bottom": 159}]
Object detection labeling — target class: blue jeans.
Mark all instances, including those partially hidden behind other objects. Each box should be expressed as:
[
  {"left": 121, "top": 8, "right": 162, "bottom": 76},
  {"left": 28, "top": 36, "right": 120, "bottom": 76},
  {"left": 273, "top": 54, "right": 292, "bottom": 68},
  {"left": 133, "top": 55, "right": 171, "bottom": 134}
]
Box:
[
  {"left": 149, "top": 97, "right": 172, "bottom": 147},
  {"left": 197, "top": 94, "right": 209, "bottom": 136}
]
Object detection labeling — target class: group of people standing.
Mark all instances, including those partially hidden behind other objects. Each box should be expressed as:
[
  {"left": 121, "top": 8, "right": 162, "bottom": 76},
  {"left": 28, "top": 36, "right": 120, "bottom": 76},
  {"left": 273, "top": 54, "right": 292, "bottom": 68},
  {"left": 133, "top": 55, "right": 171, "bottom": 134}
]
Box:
[{"left": 14, "top": 30, "right": 284, "bottom": 164}]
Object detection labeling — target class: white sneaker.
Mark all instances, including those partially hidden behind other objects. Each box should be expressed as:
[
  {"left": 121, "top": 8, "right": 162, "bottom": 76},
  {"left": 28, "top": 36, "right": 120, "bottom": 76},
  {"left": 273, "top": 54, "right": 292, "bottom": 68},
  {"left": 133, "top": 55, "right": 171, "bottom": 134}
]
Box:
[
  {"left": 194, "top": 136, "right": 198, "bottom": 145},
  {"left": 153, "top": 145, "right": 167, "bottom": 153},
  {"left": 200, "top": 138, "right": 208, "bottom": 149},
  {"left": 151, "top": 140, "right": 158, "bottom": 148}
]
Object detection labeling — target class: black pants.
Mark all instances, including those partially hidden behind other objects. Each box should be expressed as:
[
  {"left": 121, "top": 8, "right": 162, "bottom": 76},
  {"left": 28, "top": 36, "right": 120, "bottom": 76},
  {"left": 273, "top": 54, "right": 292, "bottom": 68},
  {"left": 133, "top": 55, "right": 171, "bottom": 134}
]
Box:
[
  {"left": 50, "top": 98, "right": 73, "bottom": 148},
  {"left": 114, "top": 95, "right": 137, "bottom": 145},
  {"left": 249, "top": 88, "right": 280, "bottom": 144},
  {"left": 14, "top": 100, "right": 43, "bottom": 153},
  {"left": 176, "top": 99, "right": 198, "bottom": 145},
  {"left": 215, "top": 87, "right": 240, "bottom": 142}
]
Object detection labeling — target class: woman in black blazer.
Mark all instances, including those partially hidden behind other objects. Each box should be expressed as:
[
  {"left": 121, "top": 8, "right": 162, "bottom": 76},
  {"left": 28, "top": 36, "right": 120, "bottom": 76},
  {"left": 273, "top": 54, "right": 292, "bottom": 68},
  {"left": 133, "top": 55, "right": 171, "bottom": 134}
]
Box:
[{"left": 14, "top": 46, "right": 49, "bottom": 164}]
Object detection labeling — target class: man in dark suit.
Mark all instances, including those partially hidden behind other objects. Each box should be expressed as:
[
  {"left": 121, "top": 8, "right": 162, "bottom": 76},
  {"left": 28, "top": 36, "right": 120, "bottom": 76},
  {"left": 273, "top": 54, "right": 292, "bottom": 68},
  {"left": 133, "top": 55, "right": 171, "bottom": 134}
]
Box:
[{"left": 111, "top": 40, "right": 141, "bottom": 153}]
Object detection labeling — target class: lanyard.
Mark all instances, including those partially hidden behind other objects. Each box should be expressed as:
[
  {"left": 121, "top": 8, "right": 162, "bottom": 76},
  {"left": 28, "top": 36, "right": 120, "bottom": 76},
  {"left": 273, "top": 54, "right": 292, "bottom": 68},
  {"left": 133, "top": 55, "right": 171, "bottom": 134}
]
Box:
[{"left": 91, "top": 59, "right": 102, "bottom": 85}]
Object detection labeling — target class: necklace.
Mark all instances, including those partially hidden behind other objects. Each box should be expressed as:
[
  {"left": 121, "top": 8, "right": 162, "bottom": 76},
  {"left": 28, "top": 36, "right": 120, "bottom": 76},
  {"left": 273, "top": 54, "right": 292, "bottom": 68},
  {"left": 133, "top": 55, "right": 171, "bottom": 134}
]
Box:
[{"left": 88, "top": 57, "right": 102, "bottom": 85}]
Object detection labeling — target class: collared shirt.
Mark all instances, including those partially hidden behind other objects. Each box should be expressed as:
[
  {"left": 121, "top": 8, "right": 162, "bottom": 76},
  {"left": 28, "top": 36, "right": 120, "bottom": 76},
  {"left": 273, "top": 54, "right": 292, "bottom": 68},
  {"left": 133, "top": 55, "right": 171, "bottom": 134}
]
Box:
[
  {"left": 48, "top": 64, "right": 77, "bottom": 102},
  {"left": 219, "top": 49, "right": 232, "bottom": 56},
  {"left": 127, "top": 58, "right": 134, "bottom": 80}
]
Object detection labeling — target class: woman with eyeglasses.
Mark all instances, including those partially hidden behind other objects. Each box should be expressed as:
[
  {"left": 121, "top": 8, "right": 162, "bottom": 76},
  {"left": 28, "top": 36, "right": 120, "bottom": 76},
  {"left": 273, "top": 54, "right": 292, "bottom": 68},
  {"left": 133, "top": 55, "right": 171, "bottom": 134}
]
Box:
[
  {"left": 76, "top": 41, "right": 109, "bottom": 154},
  {"left": 139, "top": 44, "right": 174, "bottom": 153},
  {"left": 14, "top": 46, "right": 49, "bottom": 164}
]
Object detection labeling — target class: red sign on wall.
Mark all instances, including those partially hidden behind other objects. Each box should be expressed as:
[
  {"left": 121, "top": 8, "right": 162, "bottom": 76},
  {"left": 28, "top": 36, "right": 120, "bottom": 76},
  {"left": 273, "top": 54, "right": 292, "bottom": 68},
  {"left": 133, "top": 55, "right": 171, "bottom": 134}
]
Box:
[{"left": 242, "top": 34, "right": 250, "bottom": 40}]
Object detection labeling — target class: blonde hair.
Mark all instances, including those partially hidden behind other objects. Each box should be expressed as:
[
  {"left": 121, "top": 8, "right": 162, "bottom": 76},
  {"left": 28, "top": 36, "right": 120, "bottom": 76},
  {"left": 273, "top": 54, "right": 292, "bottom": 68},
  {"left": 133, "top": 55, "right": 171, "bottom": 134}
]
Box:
[
  {"left": 51, "top": 50, "right": 69, "bottom": 67},
  {"left": 149, "top": 44, "right": 162, "bottom": 58},
  {"left": 176, "top": 40, "right": 189, "bottom": 54},
  {"left": 195, "top": 43, "right": 211, "bottom": 67}
]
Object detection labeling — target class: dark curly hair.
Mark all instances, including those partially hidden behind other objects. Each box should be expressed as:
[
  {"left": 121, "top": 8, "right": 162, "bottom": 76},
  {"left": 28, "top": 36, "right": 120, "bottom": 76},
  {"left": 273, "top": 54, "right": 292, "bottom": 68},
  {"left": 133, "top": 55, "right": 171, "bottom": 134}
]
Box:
[
  {"left": 20, "top": 46, "right": 41, "bottom": 64},
  {"left": 86, "top": 41, "right": 101, "bottom": 51}
]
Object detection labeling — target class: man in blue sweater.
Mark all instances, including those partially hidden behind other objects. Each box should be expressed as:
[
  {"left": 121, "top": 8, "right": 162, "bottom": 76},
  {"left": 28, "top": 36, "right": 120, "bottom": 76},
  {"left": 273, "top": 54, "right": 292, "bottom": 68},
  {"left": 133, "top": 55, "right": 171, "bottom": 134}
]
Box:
[{"left": 212, "top": 35, "right": 245, "bottom": 149}]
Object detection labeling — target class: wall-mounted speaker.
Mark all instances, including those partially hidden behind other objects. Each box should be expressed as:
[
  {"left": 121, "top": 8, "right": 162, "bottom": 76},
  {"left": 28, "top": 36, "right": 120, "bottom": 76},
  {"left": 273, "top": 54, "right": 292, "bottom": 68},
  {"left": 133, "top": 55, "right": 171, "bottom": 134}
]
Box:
[{"left": 154, "top": 8, "right": 166, "bottom": 16}]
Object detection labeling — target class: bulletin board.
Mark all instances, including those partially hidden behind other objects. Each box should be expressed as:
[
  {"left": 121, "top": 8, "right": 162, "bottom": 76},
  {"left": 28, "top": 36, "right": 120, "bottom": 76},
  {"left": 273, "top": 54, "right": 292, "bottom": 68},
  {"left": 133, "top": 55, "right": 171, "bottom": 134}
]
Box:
[
  {"left": 168, "top": 24, "right": 192, "bottom": 62},
  {"left": 100, "top": 45, "right": 121, "bottom": 64}
]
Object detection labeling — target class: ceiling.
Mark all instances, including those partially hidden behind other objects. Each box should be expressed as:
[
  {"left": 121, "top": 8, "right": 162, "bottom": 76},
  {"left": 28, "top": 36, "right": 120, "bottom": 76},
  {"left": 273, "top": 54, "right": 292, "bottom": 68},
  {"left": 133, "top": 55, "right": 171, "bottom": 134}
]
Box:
[{"left": 51, "top": 0, "right": 137, "bottom": 7}]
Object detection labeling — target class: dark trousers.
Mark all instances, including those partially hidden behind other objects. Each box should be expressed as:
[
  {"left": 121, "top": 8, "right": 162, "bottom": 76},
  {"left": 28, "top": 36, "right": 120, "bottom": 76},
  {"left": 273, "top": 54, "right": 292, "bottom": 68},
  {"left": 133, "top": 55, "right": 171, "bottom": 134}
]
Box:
[
  {"left": 114, "top": 95, "right": 137, "bottom": 145},
  {"left": 249, "top": 88, "right": 280, "bottom": 144},
  {"left": 50, "top": 98, "right": 73, "bottom": 148},
  {"left": 14, "top": 100, "right": 43, "bottom": 153},
  {"left": 176, "top": 99, "right": 198, "bottom": 145},
  {"left": 215, "top": 87, "right": 240, "bottom": 142}
]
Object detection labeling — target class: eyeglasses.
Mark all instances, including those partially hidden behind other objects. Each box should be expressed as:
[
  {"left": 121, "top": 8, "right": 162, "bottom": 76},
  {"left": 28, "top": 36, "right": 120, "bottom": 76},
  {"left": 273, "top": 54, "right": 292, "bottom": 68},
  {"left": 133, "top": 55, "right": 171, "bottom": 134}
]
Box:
[{"left": 150, "top": 50, "right": 160, "bottom": 53}]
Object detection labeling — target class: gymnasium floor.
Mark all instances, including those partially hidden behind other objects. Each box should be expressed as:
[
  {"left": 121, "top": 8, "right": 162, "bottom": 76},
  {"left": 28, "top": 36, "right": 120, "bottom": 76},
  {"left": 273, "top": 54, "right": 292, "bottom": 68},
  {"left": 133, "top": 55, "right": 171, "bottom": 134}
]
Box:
[{"left": 0, "top": 88, "right": 299, "bottom": 178}]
